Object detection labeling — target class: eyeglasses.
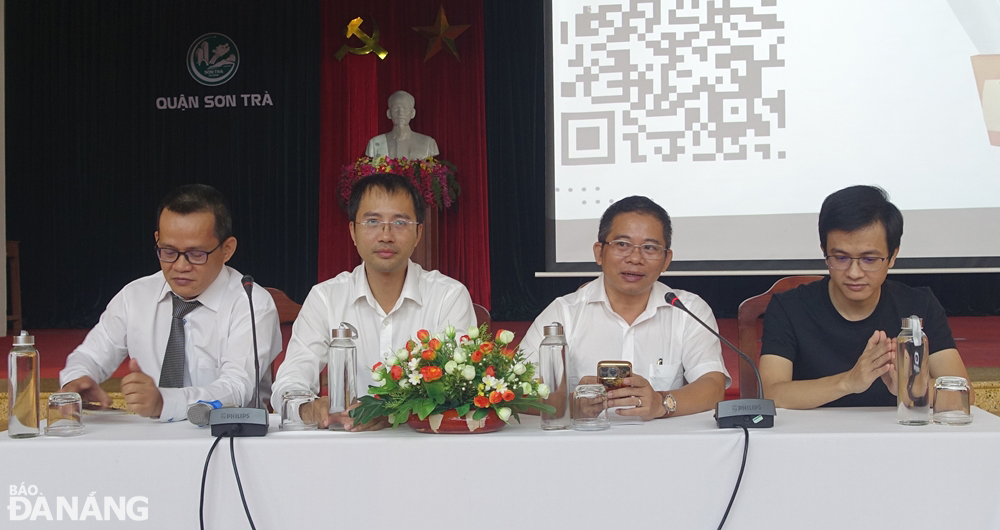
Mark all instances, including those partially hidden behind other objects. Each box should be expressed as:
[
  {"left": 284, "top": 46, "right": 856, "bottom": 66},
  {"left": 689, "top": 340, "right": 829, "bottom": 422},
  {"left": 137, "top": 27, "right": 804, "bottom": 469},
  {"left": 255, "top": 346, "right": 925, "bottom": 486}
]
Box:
[
  {"left": 602, "top": 239, "right": 668, "bottom": 260},
  {"left": 156, "top": 242, "right": 222, "bottom": 265},
  {"left": 354, "top": 219, "right": 421, "bottom": 232},
  {"left": 825, "top": 255, "right": 890, "bottom": 272}
]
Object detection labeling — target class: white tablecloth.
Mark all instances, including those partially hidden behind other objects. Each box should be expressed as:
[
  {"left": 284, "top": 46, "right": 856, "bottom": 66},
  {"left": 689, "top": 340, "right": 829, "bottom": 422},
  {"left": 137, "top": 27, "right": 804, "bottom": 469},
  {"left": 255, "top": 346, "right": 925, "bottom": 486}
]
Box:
[{"left": 3, "top": 407, "right": 999, "bottom": 529}]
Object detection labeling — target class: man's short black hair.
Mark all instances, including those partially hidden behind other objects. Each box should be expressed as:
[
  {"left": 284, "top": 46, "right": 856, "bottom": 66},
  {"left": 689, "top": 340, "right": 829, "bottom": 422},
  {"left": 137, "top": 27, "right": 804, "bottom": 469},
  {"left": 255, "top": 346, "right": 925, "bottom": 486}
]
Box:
[
  {"left": 597, "top": 195, "right": 672, "bottom": 249},
  {"left": 347, "top": 173, "right": 426, "bottom": 224},
  {"left": 818, "top": 185, "right": 903, "bottom": 254},
  {"left": 157, "top": 184, "right": 232, "bottom": 243}
]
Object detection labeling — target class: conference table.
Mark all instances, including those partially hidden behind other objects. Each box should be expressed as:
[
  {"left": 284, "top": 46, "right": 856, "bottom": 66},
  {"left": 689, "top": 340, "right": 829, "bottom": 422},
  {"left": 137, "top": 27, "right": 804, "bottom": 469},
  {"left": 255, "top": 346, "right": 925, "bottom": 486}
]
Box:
[{"left": 4, "top": 407, "right": 999, "bottom": 529}]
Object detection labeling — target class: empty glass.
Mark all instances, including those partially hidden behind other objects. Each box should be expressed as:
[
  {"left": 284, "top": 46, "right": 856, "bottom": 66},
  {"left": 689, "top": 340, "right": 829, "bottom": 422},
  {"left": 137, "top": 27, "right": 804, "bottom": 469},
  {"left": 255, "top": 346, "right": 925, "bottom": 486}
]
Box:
[
  {"left": 46, "top": 392, "right": 84, "bottom": 436},
  {"left": 571, "top": 384, "right": 610, "bottom": 431},
  {"left": 280, "top": 390, "right": 319, "bottom": 431},
  {"left": 931, "top": 376, "right": 972, "bottom": 425}
]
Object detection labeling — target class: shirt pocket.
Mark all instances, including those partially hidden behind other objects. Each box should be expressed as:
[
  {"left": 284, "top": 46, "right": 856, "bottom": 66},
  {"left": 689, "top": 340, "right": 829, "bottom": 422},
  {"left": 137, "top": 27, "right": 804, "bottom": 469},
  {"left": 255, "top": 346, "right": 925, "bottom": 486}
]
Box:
[
  {"left": 193, "top": 358, "right": 220, "bottom": 387},
  {"left": 647, "top": 362, "right": 684, "bottom": 391}
]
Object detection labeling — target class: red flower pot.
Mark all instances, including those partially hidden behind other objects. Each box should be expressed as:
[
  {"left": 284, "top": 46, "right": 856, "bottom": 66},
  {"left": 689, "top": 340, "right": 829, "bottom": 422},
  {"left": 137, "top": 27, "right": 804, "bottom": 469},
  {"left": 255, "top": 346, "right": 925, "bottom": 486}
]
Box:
[{"left": 406, "top": 409, "right": 505, "bottom": 434}]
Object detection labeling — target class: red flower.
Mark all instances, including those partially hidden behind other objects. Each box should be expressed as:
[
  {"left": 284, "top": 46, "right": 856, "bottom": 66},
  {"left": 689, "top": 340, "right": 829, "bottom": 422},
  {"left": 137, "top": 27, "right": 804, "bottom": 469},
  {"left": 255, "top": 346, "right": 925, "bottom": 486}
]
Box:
[
  {"left": 416, "top": 329, "right": 430, "bottom": 343},
  {"left": 501, "top": 348, "right": 515, "bottom": 358},
  {"left": 495, "top": 329, "right": 507, "bottom": 341},
  {"left": 459, "top": 335, "right": 470, "bottom": 343},
  {"left": 489, "top": 391, "right": 503, "bottom": 404},
  {"left": 428, "top": 338, "right": 441, "bottom": 351},
  {"left": 484, "top": 366, "right": 496, "bottom": 378},
  {"left": 502, "top": 390, "right": 515, "bottom": 402},
  {"left": 471, "top": 350, "right": 483, "bottom": 363},
  {"left": 480, "top": 342, "right": 494, "bottom": 354},
  {"left": 390, "top": 365, "right": 403, "bottom": 381},
  {"left": 406, "top": 339, "right": 417, "bottom": 353},
  {"left": 372, "top": 362, "right": 383, "bottom": 372},
  {"left": 421, "top": 349, "right": 436, "bottom": 361},
  {"left": 420, "top": 366, "right": 443, "bottom": 382},
  {"left": 474, "top": 395, "right": 490, "bottom": 408}
]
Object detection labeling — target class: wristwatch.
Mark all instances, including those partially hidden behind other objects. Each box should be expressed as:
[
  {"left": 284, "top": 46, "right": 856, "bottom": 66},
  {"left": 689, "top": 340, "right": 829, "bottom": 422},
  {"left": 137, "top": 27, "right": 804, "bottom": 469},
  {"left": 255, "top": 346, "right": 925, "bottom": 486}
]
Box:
[{"left": 661, "top": 392, "right": 677, "bottom": 417}]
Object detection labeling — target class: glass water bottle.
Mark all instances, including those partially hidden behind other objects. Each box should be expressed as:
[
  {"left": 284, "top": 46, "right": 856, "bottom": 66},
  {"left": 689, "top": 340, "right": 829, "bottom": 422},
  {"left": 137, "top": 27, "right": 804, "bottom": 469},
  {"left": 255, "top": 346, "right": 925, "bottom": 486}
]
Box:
[
  {"left": 897, "top": 315, "right": 930, "bottom": 425},
  {"left": 8, "top": 330, "right": 40, "bottom": 438},
  {"left": 328, "top": 322, "right": 358, "bottom": 430},
  {"left": 539, "top": 322, "right": 570, "bottom": 430}
]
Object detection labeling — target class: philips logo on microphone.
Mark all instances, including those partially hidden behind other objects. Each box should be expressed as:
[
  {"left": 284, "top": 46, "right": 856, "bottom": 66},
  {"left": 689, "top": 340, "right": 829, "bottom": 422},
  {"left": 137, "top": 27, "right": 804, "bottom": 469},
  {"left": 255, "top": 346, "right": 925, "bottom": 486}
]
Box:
[
  {"left": 220, "top": 412, "right": 251, "bottom": 420},
  {"left": 733, "top": 404, "right": 762, "bottom": 412}
]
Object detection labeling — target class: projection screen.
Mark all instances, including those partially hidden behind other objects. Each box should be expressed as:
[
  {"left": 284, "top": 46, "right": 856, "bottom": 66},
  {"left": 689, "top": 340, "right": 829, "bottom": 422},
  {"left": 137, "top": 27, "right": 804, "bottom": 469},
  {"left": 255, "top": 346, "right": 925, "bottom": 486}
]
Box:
[{"left": 544, "top": 0, "right": 1000, "bottom": 275}]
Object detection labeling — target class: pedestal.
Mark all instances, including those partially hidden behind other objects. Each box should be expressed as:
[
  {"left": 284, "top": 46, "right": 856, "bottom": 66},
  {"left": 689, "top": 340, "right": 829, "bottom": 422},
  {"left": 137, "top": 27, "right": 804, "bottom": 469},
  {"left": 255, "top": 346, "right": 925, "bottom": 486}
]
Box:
[{"left": 411, "top": 206, "right": 440, "bottom": 272}]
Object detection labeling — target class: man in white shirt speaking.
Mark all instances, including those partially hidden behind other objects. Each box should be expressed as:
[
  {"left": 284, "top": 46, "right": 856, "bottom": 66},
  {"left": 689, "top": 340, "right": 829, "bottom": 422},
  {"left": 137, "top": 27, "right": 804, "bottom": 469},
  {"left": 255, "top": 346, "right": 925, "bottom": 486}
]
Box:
[
  {"left": 522, "top": 196, "right": 730, "bottom": 420},
  {"left": 60, "top": 184, "right": 281, "bottom": 422},
  {"left": 271, "top": 173, "right": 476, "bottom": 430}
]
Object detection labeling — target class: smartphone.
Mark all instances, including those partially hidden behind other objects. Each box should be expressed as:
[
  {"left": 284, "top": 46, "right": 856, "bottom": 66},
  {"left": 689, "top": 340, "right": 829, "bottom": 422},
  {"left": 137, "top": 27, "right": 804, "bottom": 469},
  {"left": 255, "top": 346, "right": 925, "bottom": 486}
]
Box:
[{"left": 597, "top": 360, "right": 632, "bottom": 390}]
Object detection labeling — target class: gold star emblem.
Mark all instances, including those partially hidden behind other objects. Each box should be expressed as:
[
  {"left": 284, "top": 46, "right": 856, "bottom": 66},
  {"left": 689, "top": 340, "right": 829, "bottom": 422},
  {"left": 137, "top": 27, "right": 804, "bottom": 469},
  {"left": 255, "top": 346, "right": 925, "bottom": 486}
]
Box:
[{"left": 412, "top": 6, "right": 470, "bottom": 62}]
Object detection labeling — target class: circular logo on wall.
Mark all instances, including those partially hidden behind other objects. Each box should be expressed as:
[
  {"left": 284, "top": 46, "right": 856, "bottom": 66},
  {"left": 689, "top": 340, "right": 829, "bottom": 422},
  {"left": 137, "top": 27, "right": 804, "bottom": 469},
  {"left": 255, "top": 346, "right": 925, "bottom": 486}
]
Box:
[{"left": 187, "top": 33, "right": 240, "bottom": 86}]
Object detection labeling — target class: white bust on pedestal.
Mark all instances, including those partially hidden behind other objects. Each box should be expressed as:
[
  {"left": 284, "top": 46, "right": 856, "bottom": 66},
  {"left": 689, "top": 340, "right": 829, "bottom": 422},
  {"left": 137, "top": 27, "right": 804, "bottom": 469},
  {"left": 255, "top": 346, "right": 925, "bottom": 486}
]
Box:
[{"left": 365, "top": 90, "right": 440, "bottom": 160}]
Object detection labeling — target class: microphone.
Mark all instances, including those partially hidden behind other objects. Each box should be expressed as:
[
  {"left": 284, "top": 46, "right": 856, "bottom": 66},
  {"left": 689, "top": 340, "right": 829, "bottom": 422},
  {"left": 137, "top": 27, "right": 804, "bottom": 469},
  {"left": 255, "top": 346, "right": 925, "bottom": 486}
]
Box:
[
  {"left": 188, "top": 400, "right": 237, "bottom": 427},
  {"left": 665, "top": 292, "right": 775, "bottom": 429},
  {"left": 208, "top": 274, "right": 269, "bottom": 437}
]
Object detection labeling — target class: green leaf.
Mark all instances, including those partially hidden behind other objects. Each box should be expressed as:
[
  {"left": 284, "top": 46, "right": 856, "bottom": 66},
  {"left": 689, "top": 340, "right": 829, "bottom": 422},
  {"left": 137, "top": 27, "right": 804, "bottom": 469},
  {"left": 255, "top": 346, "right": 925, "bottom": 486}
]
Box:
[
  {"left": 455, "top": 403, "right": 471, "bottom": 417},
  {"left": 424, "top": 382, "right": 446, "bottom": 404},
  {"left": 472, "top": 408, "right": 488, "bottom": 421},
  {"left": 413, "top": 398, "right": 437, "bottom": 420}
]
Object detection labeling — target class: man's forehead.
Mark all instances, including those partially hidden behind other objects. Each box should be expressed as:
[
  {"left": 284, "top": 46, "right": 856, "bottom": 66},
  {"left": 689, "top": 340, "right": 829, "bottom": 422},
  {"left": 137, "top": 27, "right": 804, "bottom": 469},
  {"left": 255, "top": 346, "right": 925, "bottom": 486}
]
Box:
[
  {"left": 609, "top": 212, "right": 665, "bottom": 243},
  {"left": 825, "top": 223, "right": 890, "bottom": 253},
  {"left": 358, "top": 189, "right": 416, "bottom": 217}
]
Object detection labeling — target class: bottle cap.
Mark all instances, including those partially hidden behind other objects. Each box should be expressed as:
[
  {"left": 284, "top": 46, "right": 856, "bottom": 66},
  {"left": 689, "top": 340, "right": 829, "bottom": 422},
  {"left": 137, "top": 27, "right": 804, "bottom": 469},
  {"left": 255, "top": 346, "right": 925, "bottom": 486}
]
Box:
[
  {"left": 12, "top": 330, "right": 34, "bottom": 346},
  {"left": 332, "top": 322, "right": 358, "bottom": 339},
  {"left": 543, "top": 322, "right": 564, "bottom": 336}
]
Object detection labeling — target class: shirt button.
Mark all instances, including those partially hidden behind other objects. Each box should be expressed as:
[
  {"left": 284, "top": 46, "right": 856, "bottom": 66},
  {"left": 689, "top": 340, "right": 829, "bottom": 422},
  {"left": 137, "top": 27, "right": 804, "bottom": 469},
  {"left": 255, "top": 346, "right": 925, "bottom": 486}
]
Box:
[{"left": 383, "top": 320, "right": 389, "bottom": 327}]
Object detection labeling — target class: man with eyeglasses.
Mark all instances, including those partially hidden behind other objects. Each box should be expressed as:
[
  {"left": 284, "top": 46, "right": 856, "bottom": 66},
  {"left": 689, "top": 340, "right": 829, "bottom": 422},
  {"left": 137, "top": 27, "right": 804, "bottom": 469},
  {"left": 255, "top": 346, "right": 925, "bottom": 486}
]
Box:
[
  {"left": 759, "top": 185, "right": 973, "bottom": 408},
  {"left": 271, "top": 173, "right": 475, "bottom": 430},
  {"left": 521, "top": 196, "right": 730, "bottom": 420},
  {"left": 59, "top": 184, "right": 281, "bottom": 421}
]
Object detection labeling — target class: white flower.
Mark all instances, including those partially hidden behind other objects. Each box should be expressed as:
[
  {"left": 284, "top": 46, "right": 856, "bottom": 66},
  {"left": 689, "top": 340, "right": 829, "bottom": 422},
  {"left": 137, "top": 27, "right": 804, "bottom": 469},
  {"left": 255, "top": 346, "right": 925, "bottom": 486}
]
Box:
[
  {"left": 521, "top": 382, "right": 534, "bottom": 396},
  {"left": 395, "top": 348, "right": 409, "bottom": 361},
  {"left": 498, "top": 330, "right": 515, "bottom": 344},
  {"left": 468, "top": 326, "right": 480, "bottom": 340},
  {"left": 537, "top": 383, "right": 551, "bottom": 399},
  {"left": 453, "top": 350, "right": 468, "bottom": 363},
  {"left": 461, "top": 365, "right": 476, "bottom": 380},
  {"left": 372, "top": 371, "right": 384, "bottom": 382},
  {"left": 497, "top": 407, "right": 512, "bottom": 422},
  {"left": 408, "top": 357, "right": 421, "bottom": 370},
  {"left": 482, "top": 375, "right": 498, "bottom": 388},
  {"left": 387, "top": 413, "right": 396, "bottom": 424},
  {"left": 444, "top": 360, "right": 458, "bottom": 374},
  {"left": 408, "top": 372, "right": 423, "bottom": 386},
  {"left": 513, "top": 363, "right": 526, "bottom": 375},
  {"left": 399, "top": 380, "right": 411, "bottom": 389},
  {"left": 445, "top": 325, "right": 456, "bottom": 339},
  {"left": 384, "top": 356, "right": 398, "bottom": 366}
]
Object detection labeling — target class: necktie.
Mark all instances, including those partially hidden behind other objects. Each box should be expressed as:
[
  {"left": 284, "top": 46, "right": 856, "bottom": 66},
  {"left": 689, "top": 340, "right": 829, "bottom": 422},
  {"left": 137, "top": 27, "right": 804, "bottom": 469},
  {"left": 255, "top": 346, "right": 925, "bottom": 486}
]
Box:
[{"left": 158, "top": 294, "right": 201, "bottom": 388}]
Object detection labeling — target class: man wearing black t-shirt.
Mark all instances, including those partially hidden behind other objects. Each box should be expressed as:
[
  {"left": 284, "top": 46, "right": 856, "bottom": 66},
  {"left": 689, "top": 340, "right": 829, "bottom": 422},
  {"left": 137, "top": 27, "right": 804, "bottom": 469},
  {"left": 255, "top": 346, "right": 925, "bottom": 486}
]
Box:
[{"left": 759, "top": 185, "right": 973, "bottom": 408}]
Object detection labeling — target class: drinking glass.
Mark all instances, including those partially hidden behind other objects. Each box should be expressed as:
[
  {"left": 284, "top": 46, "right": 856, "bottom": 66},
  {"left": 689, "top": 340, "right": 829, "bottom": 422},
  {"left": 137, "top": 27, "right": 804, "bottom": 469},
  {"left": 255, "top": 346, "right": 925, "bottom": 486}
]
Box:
[
  {"left": 931, "top": 376, "right": 972, "bottom": 425},
  {"left": 280, "top": 390, "right": 319, "bottom": 431},
  {"left": 46, "top": 392, "right": 84, "bottom": 436},
  {"left": 571, "top": 384, "right": 610, "bottom": 431}
]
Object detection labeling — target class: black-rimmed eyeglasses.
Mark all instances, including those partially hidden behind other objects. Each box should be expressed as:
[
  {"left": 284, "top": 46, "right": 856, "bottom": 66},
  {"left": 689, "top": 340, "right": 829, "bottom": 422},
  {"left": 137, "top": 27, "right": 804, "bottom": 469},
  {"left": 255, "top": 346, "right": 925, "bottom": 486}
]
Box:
[
  {"left": 825, "top": 255, "right": 889, "bottom": 272},
  {"left": 156, "top": 242, "right": 222, "bottom": 265},
  {"left": 602, "top": 239, "right": 668, "bottom": 260}
]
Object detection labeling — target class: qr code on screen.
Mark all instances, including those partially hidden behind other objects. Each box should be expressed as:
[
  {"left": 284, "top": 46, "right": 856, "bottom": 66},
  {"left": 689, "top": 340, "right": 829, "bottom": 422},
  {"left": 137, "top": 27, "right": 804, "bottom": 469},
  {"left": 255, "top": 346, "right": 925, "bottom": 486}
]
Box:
[{"left": 559, "top": 0, "right": 785, "bottom": 164}]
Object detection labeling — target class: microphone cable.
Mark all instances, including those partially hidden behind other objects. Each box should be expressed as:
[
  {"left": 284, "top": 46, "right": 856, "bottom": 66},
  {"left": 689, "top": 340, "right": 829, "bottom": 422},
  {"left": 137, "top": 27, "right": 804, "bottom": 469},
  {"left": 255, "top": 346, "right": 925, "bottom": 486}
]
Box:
[
  {"left": 198, "top": 427, "right": 258, "bottom": 530},
  {"left": 717, "top": 426, "right": 749, "bottom": 530}
]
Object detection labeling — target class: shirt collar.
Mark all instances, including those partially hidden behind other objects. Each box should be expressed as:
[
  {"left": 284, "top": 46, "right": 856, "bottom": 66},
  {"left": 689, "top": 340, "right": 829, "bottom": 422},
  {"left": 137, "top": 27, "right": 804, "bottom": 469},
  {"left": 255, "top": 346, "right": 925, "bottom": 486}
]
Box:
[
  {"left": 352, "top": 260, "right": 422, "bottom": 314},
  {"left": 159, "top": 266, "right": 230, "bottom": 312},
  {"left": 587, "top": 273, "right": 671, "bottom": 323}
]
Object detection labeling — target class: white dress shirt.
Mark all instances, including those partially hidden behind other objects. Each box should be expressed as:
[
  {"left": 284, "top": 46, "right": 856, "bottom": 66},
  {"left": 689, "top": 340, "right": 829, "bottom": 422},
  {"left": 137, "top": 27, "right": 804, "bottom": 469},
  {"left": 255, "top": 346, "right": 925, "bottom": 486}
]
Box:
[
  {"left": 520, "top": 276, "right": 731, "bottom": 391},
  {"left": 270, "top": 261, "right": 476, "bottom": 411},
  {"left": 59, "top": 266, "right": 281, "bottom": 422}
]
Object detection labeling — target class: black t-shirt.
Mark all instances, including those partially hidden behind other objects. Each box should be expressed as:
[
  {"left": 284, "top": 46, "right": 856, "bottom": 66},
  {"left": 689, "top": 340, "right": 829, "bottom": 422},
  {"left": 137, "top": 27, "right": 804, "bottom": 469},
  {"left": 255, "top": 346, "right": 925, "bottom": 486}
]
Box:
[{"left": 760, "top": 277, "right": 956, "bottom": 407}]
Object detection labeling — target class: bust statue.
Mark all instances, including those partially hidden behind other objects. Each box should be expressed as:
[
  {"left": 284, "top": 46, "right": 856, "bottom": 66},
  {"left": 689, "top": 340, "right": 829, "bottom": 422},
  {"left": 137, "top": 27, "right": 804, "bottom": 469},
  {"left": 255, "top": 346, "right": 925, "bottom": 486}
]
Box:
[{"left": 365, "top": 90, "right": 440, "bottom": 160}]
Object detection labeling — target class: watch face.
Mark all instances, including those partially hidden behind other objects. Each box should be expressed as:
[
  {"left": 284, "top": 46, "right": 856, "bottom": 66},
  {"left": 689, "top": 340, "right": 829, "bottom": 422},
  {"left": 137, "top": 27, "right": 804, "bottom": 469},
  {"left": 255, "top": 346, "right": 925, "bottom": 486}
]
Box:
[{"left": 664, "top": 394, "right": 677, "bottom": 412}]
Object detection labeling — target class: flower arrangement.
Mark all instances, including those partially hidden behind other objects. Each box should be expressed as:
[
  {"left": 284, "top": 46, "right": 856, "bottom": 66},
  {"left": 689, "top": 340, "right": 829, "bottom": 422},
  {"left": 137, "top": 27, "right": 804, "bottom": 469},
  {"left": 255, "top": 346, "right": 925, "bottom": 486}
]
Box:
[
  {"left": 339, "top": 156, "right": 461, "bottom": 211},
  {"left": 350, "top": 324, "right": 555, "bottom": 428}
]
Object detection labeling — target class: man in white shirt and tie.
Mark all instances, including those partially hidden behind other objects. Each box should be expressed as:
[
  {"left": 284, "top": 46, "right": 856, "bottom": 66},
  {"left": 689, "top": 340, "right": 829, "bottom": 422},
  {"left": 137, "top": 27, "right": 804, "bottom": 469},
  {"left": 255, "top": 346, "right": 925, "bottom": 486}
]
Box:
[
  {"left": 271, "top": 173, "right": 476, "bottom": 430},
  {"left": 60, "top": 184, "right": 281, "bottom": 422},
  {"left": 521, "top": 196, "right": 730, "bottom": 420}
]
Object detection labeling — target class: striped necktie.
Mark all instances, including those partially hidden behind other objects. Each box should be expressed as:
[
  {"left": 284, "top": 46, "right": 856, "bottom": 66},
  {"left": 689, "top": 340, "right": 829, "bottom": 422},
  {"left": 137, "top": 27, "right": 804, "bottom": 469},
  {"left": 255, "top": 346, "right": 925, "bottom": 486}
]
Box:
[{"left": 158, "top": 294, "right": 201, "bottom": 388}]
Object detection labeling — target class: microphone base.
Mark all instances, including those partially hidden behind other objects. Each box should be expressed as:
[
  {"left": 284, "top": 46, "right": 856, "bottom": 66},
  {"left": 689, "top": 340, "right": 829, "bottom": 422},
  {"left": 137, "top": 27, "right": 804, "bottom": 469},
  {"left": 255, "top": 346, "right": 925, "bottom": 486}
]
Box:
[
  {"left": 209, "top": 407, "right": 269, "bottom": 437},
  {"left": 715, "top": 399, "right": 776, "bottom": 429}
]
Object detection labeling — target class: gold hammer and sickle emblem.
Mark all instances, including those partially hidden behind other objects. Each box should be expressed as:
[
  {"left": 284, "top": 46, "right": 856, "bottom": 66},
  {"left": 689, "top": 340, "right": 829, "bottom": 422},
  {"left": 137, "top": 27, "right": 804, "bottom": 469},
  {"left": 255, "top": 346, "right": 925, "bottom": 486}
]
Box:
[{"left": 334, "top": 17, "right": 388, "bottom": 60}]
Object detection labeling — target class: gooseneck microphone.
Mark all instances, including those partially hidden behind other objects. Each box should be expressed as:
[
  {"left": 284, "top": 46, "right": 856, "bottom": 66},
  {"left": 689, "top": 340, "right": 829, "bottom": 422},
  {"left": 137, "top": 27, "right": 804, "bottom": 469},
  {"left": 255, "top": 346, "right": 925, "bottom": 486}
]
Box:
[
  {"left": 665, "top": 292, "right": 775, "bottom": 429},
  {"left": 207, "top": 275, "right": 269, "bottom": 436}
]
